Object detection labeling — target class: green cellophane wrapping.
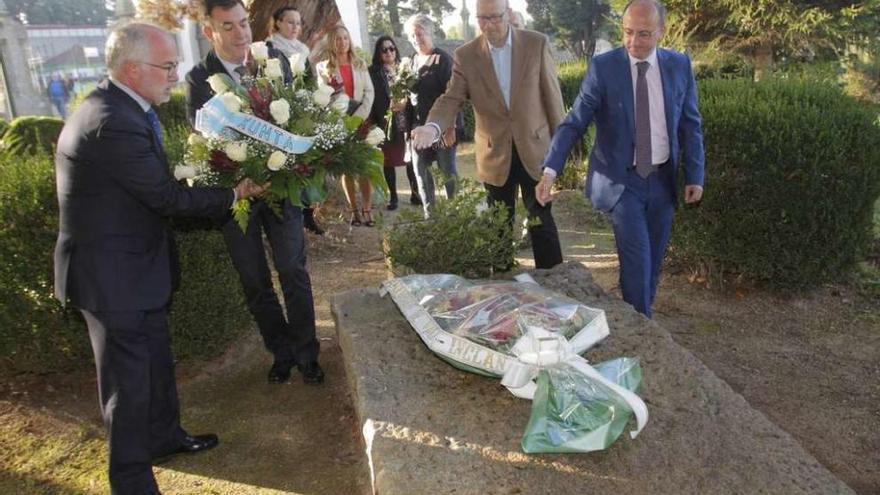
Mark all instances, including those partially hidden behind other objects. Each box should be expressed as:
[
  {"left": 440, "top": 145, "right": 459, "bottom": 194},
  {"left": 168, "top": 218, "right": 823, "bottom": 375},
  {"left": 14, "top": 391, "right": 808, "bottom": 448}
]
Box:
[{"left": 521, "top": 357, "right": 642, "bottom": 453}]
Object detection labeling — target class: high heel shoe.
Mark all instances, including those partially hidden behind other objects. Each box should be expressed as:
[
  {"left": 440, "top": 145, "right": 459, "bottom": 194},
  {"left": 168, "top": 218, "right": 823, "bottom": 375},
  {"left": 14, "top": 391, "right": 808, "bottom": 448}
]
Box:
[
  {"left": 349, "top": 209, "right": 362, "bottom": 226},
  {"left": 361, "top": 208, "right": 375, "bottom": 227}
]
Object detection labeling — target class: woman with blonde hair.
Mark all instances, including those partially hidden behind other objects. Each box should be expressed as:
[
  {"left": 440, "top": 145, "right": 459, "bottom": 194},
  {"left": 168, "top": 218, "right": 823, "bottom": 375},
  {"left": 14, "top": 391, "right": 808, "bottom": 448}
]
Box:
[{"left": 315, "top": 25, "right": 376, "bottom": 226}]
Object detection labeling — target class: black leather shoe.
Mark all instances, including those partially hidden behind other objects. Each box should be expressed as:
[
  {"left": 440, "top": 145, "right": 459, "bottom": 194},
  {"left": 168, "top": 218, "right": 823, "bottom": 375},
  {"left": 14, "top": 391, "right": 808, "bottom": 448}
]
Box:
[
  {"left": 410, "top": 195, "right": 423, "bottom": 206},
  {"left": 387, "top": 202, "right": 398, "bottom": 211},
  {"left": 298, "top": 361, "right": 325, "bottom": 384},
  {"left": 156, "top": 434, "right": 218, "bottom": 460},
  {"left": 268, "top": 359, "right": 294, "bottom": 383}
]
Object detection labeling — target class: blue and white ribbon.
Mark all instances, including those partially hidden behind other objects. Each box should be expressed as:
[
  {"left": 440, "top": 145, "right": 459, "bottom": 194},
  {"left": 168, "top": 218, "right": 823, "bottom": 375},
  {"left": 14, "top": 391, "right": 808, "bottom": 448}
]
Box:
[{"left": 195, "top": 95, "right": 315, "bottom": 154}]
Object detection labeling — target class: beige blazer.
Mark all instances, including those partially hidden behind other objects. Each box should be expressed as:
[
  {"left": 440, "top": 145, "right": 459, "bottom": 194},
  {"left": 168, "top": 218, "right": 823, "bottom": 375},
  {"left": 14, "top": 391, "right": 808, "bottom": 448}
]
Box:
[
  {"left": 314, "top": 59, "right": 374, "bottom": 121},
  {"left": 427, "top": 29, "right": 565, "bottom": 186}
]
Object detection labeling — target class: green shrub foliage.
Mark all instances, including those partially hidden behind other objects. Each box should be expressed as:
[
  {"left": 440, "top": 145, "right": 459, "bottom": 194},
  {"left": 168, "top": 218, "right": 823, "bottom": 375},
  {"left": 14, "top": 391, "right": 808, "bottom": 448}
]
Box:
[
  {"left": 383, "top": 178, "right": 522, "bottom": 277},
  {"left": 0, "top": 152, "right": 249, "bottom": 374},
  {"left": 157, "top": 90, "right": 190, "bottom": 131},
  {"left": 554, "top": 59, "right": 593, "bottom": 191},
  {"left": 0, "top": 119, "right": 9, "bottom": 139},
  {"left": 1, "top": 116, "right": 63, "bottom": 157},
  {"left": 670, "top": 78, "right": 880, "bottom": 288}
]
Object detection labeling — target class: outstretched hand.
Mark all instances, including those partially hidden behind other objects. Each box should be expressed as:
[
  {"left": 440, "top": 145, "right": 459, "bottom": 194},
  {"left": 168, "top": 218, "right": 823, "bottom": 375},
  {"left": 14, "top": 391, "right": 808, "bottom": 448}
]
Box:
[
  {"left": 411, "top": 125, "right": 438, "bottom": 150},
  {"left": 234, "top": 178, "right": 271, "bottom": 200},
  {"left": 535, "top": 174, "right": 555, "bottom": 206}
]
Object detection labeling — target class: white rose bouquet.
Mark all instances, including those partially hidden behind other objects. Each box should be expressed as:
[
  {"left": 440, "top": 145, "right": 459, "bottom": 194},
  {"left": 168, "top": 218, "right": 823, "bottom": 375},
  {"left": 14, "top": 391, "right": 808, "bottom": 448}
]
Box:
[{"left": 183, "top": 42, "right": 388, "bottom": 231}]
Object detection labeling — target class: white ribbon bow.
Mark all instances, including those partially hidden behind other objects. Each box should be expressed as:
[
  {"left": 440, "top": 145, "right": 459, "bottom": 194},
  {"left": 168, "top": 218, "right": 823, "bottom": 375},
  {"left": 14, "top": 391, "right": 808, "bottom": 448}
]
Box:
[{"left": 501, "top": 326, "right": 649, "bottom": 439}]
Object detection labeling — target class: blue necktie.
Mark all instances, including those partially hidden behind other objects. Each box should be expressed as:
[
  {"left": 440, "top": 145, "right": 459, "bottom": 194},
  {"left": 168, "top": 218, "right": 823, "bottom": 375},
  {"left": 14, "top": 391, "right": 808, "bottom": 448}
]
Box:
[{"left": 146, "top": 108, "right": 164, "bottom": 148}]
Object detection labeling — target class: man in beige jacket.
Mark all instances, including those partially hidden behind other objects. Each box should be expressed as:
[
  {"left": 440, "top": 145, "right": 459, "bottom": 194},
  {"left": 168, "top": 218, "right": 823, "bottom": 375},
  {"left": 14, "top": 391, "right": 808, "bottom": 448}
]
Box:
[{"left": 411, "top": 0, "right": 565, "bottom": 268}]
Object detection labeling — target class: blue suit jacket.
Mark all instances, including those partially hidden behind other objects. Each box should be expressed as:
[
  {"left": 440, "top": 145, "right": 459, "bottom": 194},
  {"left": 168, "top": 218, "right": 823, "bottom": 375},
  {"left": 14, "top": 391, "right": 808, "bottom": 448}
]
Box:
[
  {"left": 54, "top": 80, "right": 234, "bottom": 311},
  {"left": 544, "top": 47, "right": 705, "bottom": 212}
]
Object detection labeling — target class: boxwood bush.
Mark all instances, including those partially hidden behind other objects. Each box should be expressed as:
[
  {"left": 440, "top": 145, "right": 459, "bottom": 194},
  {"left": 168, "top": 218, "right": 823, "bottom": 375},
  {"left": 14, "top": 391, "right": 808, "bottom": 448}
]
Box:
[
  {"left": 669, "top": 78, "right": 880, "bottom": 288},
  {"left": 0, "top": 150, "right": 249, "bottom": 374},
  {"left": 382, "top": 178, "right": 522, "bottom": 277},
  {"left": 1, "top": 116, "right": 63, "bottom": 157}
]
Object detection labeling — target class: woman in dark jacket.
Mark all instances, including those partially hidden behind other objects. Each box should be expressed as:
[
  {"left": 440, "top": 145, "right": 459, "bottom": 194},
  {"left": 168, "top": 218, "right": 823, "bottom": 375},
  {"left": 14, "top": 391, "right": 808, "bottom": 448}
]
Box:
[
  {"left": 403, "top": 14, "right": 462, "bottom": 217},
  {"left": 368, "top": 36, "right": 421, "bottom": 210}
]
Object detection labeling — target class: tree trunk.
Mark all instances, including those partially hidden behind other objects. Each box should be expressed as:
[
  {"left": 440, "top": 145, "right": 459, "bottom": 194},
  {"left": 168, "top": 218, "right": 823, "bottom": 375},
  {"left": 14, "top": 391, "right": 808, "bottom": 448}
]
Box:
[
  {"left": 752, "top": 43, "right": 773, "bottom": 82},
  {"left": 246, "top": 0, "right": 341, "bottom": 48},
  {"left": 388, "top": 0, "right": 402, "bottom": 37}
]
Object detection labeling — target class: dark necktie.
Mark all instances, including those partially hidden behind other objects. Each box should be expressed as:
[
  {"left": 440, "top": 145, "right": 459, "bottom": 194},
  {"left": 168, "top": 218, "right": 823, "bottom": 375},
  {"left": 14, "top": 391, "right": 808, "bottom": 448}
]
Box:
[
  {"left": 635, "top": 61, "right": 652, "bottom": 179},
  {"left": 234, "top": 65, "right": 247, "bottom": 82},
  {"left": 146, "top": 108, "right": 164, "bottom": 149}
]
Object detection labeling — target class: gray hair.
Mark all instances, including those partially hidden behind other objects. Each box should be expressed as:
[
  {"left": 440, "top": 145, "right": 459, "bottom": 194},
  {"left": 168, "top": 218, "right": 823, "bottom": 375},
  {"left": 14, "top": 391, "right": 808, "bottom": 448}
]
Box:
[
  {"left": 106, "top": 22, "right": 172, "bottom": 75},
  {"left": 622, "top": 0, "right": 666, "bottom": 26},
  {"left": 404, "top": 13, "right": 435, "bottom": 39}
]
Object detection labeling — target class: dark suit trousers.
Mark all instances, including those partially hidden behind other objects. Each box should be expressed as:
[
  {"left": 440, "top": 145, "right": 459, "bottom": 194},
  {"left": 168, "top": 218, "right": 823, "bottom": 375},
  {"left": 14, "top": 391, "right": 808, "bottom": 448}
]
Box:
[
  {"left": 484, "top": 146, "right": 563, "bottom": 269},
  {"left": 608, "top": 169, "right": 675, "bottom": 318},
  {"left": 222, "top": 199, "right": 319, "bottom": 365},
  {"left": 82, "top": 308, "right": 185, "bottom": 495}
]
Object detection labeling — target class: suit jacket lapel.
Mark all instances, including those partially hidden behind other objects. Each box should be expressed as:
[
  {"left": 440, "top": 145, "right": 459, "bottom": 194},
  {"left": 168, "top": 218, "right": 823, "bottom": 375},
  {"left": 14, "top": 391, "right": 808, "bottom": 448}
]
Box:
[
  {"left": 475, "top": 35, "right": 508, "bottom": 114},
  {"left": 657, "top": 48, "right": 676, "bottom": 141},
  {"left": 509, "top": 29, "right": 525, "bottom": 113},
  {"left": 206, "top": 50, "right": 232, "bottom": 78},
  {"left": 617, "top": 48, "right": 635, "bottom": 139},
  {"left": 106, "top": 81, "right": 169, "bottom": 170}
]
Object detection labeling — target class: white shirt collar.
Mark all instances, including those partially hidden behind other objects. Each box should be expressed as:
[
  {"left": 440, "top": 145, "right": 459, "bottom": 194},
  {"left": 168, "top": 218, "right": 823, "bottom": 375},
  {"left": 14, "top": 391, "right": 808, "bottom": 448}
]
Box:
[
  {"left": 217, "top": 53, "right": 247, "bottom": 78},
  {"left": 628, "top": 48, "right": 658, "bottom": 68},
  {"left": 487, "top": 26, "right": 513, "bottom": 52},
  {"left": 108, "top": 77, "right": 152, "bottom": 112}
]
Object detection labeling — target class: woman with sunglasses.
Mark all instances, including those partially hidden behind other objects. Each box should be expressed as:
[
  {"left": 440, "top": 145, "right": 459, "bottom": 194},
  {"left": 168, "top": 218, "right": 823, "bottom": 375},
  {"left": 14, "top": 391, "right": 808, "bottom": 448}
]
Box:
[{"left": 368, "top": 36, "right": 421, "bottom": 211}]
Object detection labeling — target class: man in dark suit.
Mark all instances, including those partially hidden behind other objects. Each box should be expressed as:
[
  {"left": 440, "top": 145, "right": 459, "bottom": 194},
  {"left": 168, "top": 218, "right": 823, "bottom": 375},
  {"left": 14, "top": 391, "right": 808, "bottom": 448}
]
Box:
[
  {"left": 537, "top": 0, "right": 706, "bottom": 317},
  {"left": 411, "top": 0, "right": 566, "bottom": 269},
  {"left": 54, "top": 22, "right": 266, "bottom": 494},
  {"left": 185, "top": 0, "right": 323, "bottom": 385}
]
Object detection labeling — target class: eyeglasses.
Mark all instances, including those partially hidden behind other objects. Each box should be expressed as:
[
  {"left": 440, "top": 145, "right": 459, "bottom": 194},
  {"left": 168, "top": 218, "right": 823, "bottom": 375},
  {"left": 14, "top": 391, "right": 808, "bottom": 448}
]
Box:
[
  {"left": 622, "top": 28, "right": 659, "bottom": 40},
  {"left": 476, "top": 12, "right": 506, "bottom": 24},
  {"left": 138, "top": 61, "right": 179, "bottom": 78},
  {"left": 381, "top": 46, "right": 396, "bottom": 54}
]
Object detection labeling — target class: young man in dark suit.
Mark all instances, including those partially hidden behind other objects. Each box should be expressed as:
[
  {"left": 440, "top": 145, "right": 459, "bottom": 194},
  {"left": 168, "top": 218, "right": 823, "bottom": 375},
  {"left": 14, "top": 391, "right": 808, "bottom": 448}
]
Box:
[
  {"left": 538, "top": 0, "right": 706, "bottom": 317},
  {"left": 54, "top": 22, "right": 266, "bottom": 495},
  {"left": 185, "top": 0, "right": 323, "bottom": 385}
]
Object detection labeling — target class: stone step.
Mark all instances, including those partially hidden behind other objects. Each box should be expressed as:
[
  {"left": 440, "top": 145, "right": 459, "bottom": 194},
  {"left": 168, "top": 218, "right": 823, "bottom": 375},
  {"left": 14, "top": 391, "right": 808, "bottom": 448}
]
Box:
[{"left": 331, "top": 262, "right": 854, "bottom": 495}]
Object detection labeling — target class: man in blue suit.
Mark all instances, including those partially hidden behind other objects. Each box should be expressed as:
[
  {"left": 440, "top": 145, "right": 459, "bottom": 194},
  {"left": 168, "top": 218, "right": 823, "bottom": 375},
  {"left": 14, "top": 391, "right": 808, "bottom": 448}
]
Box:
[
  {"left": 537, "top": 0, "right": 705, "bottom": 317},
  {"left": 54, "top": 22, "right": 266, "bottom": 494}
]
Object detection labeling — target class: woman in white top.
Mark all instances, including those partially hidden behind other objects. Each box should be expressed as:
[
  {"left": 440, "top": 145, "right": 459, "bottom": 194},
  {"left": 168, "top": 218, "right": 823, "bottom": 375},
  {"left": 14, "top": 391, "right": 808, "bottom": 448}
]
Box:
[
  {"left": 315, "top": 26, "right": 376, "bottom": 227},
  {"left": 267, "top": 6, "right": 310, "bottom": 60}
]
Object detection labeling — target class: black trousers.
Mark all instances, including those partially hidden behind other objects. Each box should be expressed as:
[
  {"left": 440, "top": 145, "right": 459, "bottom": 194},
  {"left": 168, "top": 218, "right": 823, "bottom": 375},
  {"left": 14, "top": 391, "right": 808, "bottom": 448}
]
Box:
[
  {"left": 82, "top": 308, "right": 182, "bottom": 495},
  {"left": 484, "top": 146, "right": 563, "bottom": 269},
  {"left": 383, "top": 162, "right": 419, "bottom": 206},
  {"left": 222, "top": 199, "right": 319, "bottom": 365}
]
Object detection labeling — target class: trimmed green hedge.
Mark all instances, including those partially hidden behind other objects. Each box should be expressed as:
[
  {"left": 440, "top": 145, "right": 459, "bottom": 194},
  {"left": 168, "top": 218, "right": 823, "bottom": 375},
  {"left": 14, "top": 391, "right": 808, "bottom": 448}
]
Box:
[
  {"left": 0, "top": 119, "right": 9, "bottom": 139},
  {"left": 1, "top": 116, "right": 63, "bottom": 157},
  {"left": 0, "top": 151, "right": 249, "bottom": 374},
  {"left": 669, "top": 78, "right": 880, "bottom": 288}
]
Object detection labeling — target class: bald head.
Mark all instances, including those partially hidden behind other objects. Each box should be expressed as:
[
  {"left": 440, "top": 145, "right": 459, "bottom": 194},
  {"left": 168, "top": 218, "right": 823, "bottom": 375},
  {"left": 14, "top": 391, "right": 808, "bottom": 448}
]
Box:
[{"left": 622, "top": 0, "right": 666, "bottom": 27}]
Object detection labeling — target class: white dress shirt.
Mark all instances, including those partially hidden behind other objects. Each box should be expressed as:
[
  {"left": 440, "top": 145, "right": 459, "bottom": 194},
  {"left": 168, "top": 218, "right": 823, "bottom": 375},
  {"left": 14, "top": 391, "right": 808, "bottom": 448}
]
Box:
[
  {"left": 218, "top": 56, "right": 247, "bottom": 84},
  {"left": 488, "top": 27, "right": 513, "bottom": 109},
  {"left": 628, "top": 49, "right": 669, "bottom": 165}
]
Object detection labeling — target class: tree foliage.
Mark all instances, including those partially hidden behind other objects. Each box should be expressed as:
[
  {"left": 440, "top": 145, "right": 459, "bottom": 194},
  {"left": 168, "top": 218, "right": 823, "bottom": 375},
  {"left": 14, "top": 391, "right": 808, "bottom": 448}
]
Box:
[
  {"left": 366, "top": 0, "right": 454, "bottom": 37},
  {"left": 3, "top": 0, "right": 110, "bottom": 26},
  {"left": 527, "top": 0, "right": 615, "bottom": 59},
  {"left": 663, "top": 0, "right": 880, "bottom": 81}
]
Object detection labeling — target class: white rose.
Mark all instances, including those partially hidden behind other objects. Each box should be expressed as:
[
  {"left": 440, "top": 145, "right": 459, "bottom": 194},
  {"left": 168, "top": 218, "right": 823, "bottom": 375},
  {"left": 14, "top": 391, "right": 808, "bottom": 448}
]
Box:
[
  {"left": 266, "top": 150, "right": 287, "bottom": 171},
  {"left": 250, "top": 41, "right": 269, "bottom": 61},
  {"left": 288, "top": 53, "right": 306, "bottom": 75},
  {"left": 207, "top": 74, "right": 228, "bottom": 94},
  {"left": 220, "top": 93, "right": 242, "bottom": 113},
  {"left": 313, "top": 88, "right": 332, "bottom": 107},
  {"left": 399, "top": 57, "right": 411, "bottom": 68},
  {"left": 269, "top": 99, "right": 290, "bottom": 125},
  {"left": 186, "top": 133, "right": 206, "bottom": 147},
  {"left": 331, "top": 93, "right": 350, "bottom": 113},
  {"left": 173, "top": 164, "right": 197, "bottom": 180},
  {"left": 265, "top": 58, "right": 283, "bottom": 79},
  {"left": 365, "top": 127, "right": 385, "bottom": 146},
  {"left": 225, "top": 141, "right": 248, "bottom": 162}
]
